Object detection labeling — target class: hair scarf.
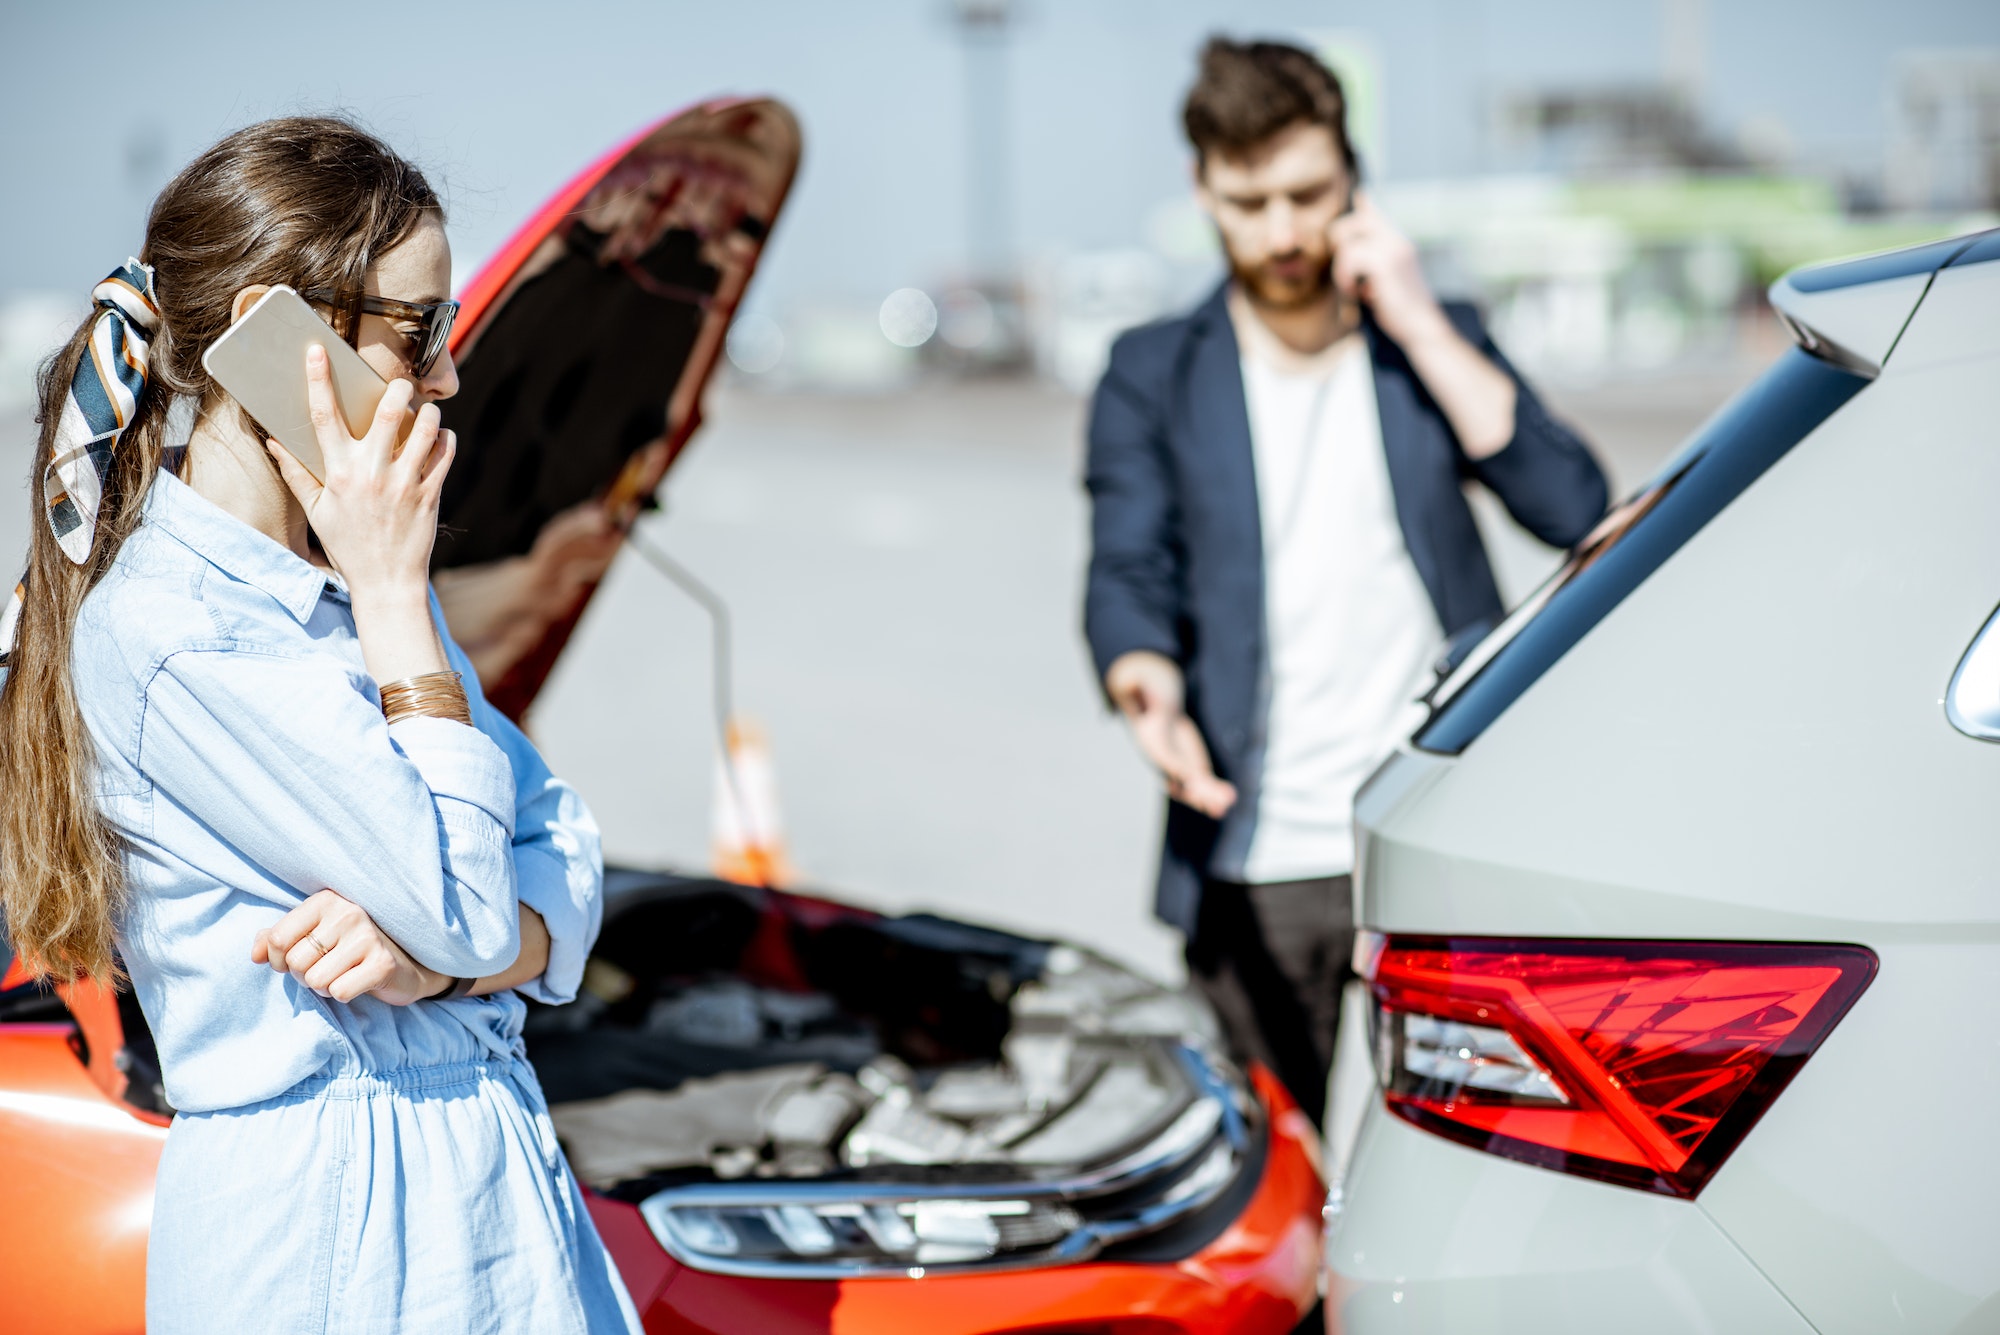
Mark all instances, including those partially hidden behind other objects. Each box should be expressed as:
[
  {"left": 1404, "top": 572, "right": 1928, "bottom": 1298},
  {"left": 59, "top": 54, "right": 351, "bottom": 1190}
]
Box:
[{"left": 0, "top": 259, "right": 160, "bottom": 667}]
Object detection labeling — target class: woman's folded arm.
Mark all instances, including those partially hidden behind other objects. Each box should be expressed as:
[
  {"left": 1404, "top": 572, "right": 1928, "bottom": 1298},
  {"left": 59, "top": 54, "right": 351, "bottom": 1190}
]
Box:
[{"left": 140, "top": 644, "right": 522, "bottom": 979}]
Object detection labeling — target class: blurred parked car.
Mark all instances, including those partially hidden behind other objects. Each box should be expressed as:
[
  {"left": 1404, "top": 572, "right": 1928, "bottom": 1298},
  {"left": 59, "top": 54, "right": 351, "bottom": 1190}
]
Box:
[
  {"left": 1326, "top": 229, "right": 2000, "bottom": 1333},
  {"left": 0, "top": 99, "right": 1324, "bottom": 1335}
]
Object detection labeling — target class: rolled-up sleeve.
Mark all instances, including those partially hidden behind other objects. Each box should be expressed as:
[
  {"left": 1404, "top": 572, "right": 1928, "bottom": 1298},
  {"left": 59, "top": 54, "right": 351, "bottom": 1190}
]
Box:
[
  {"left": 442, "top": 612, "right": 603, "bottom": 1005},
  {"left": 482, "top": 708, "right": 601, "bottom": 1005},
  {"left": 140, "top": 646, "right": 522, "bottom": 979},
  {"left": 1445, "top": 303, "right": 1610, "bottom": 548}
]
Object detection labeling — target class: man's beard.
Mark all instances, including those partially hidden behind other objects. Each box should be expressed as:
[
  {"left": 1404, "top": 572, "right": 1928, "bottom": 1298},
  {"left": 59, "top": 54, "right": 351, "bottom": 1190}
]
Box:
[{"left": 1230, "top": 249, "right": 1334, "bottom": 311}]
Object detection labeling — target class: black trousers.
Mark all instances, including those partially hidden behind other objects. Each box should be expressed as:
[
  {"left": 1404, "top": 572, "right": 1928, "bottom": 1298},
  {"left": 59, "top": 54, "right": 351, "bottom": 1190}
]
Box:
[{"left": 1185, "top": 874, "right": 1354, "bottom": 1130}]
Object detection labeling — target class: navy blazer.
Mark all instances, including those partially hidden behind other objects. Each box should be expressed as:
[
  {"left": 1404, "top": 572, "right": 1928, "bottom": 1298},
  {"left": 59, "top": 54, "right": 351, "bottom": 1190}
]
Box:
[{"left": 1083, "top": 283, "right": 1609, "bottom": 932}]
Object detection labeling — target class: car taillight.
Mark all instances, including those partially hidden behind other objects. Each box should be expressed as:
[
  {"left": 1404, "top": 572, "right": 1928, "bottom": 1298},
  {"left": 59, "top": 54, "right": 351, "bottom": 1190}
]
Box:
[{"left": 1358, "top": 934, "right": 1876, "bottom": 1197}]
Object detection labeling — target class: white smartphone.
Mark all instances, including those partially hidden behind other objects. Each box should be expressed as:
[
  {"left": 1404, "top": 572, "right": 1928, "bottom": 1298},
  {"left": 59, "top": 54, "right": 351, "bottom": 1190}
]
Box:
[{"left": 201, "top": 285, "right": 410, "bottom": 481}]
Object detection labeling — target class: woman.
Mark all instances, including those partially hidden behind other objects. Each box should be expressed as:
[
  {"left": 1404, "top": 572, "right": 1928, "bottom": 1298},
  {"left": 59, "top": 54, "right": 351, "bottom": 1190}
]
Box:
[{"left": 0, "top": 117, "right": 639, "bottom": 1333}]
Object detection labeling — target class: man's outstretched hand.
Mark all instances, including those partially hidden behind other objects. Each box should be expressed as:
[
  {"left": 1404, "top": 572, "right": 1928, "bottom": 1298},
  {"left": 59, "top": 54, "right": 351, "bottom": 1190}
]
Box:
[{"left": 1105, "top": 650, "right": 1238, "bottom": 819}]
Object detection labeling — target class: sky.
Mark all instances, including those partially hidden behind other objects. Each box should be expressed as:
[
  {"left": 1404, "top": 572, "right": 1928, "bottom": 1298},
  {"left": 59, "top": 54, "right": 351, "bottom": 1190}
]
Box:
[{"left": 2, "top": 0, "right": 1995, "bottom": 319}]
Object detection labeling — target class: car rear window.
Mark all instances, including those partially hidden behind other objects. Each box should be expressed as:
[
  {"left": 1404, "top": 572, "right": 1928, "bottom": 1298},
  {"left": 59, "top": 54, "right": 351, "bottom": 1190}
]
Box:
[{"left": 1415, "top": 348, "right": 1869, "bottom": 755}]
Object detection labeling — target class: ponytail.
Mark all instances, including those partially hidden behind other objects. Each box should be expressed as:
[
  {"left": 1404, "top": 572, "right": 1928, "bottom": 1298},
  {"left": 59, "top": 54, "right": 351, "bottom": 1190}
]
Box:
[{"left": 0, "top": 309, "right": 170, "bottom": 982}]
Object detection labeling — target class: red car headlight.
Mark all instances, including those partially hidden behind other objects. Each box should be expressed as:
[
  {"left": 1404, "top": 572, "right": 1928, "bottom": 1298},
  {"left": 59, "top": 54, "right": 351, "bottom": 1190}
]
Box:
[
  {"left": 635, "top": 1047, "right": 1257, "bottom": 1278},
  {"left": 644, "top": 1195, "right": 1091, "bottom": 1275},
  {"left": 1358, "top": 933, "right": 1877, "bottom": 1197}
]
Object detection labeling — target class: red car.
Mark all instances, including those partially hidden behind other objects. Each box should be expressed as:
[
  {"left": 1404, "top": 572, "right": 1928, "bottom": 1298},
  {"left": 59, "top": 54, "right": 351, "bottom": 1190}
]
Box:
[{"left": 0, "top": 99, "right": 1323, "bottom": 1334}]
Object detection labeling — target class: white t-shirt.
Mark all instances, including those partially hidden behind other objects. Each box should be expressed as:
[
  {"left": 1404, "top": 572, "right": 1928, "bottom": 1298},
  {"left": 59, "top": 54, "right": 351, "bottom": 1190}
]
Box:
[{"left": 1233, "top": 302, "right": 1442, "bottom": 882}]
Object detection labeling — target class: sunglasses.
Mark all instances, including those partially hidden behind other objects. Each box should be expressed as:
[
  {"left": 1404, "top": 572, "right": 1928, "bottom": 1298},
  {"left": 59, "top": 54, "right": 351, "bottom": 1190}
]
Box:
[{"left": 303, "top": 287, "right": 459, "bottom": 378}]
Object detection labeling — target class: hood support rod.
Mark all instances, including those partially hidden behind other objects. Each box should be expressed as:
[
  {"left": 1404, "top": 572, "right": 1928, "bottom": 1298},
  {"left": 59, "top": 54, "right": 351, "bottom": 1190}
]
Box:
[{"left": 627, "top": 526, "right": 768, "bottom": 879}]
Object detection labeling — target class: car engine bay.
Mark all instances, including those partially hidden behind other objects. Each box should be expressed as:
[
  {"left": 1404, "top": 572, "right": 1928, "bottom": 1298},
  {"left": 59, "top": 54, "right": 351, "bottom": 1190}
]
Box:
[{"left": 525, "top": 869, "right": 1262, "bottom": 1274}]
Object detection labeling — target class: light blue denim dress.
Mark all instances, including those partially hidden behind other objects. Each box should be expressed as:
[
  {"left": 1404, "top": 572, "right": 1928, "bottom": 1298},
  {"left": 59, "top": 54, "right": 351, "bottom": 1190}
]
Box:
[{"left": 70, "top": 472, "right": 642, "bottom": 1334}]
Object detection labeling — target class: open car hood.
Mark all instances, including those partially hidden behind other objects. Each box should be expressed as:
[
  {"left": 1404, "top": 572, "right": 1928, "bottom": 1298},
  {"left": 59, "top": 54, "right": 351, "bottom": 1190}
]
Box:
[{"left": 434, "top": 98, "right": 800, "bottom": 718}]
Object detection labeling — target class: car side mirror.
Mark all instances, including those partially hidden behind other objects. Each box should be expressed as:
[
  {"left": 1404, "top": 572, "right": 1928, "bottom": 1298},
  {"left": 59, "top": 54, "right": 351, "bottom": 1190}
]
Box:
[{"left": 1945, "top": 604, "right": 2000, "bottom": 742}]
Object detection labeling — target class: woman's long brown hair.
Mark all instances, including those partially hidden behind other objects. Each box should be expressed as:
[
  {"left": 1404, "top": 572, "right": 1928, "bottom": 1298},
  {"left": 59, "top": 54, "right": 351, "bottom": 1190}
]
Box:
[{"left": 0, "top": 116, "right": 441, "bottom": 982}]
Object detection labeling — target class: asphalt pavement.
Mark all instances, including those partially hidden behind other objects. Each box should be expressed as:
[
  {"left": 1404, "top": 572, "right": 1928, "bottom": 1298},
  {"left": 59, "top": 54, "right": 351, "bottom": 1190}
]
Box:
[{"left": 0, "top": 365, "right": 1756, "bottom": 983}]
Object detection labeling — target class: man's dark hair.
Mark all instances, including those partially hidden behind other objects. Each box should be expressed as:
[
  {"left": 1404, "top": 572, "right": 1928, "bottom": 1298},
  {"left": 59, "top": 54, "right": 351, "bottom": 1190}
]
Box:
[{"left": 1182, "top": 37, "right": 1357, "bottom": 174}]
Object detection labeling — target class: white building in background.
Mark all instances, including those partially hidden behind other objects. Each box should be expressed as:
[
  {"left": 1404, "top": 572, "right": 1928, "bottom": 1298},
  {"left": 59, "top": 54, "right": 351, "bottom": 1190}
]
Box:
[{"left": 1886, "top": 51, "right": 2000, "bottom": 214}]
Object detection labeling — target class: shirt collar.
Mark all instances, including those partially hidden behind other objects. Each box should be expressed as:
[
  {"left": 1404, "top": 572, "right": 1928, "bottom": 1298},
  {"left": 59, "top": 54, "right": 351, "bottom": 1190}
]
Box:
[
  {"left": 1227, "top": 284, "right": 1364, "bottom": 377},
  {"left": 144, "top": 472, "right": 337, "bottom": 624}
]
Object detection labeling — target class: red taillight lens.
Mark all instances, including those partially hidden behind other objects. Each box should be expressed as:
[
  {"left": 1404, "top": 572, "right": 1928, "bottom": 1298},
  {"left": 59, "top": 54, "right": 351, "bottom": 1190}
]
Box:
[{"left": 1363, "top": 935, "right": 1877, "bottom": 1197}]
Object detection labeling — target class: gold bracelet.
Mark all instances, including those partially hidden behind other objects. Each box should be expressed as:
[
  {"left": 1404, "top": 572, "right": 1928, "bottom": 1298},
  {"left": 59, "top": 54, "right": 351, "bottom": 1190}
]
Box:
[{"left": 379, "top": 670, "right": 474, "bottom": 726}]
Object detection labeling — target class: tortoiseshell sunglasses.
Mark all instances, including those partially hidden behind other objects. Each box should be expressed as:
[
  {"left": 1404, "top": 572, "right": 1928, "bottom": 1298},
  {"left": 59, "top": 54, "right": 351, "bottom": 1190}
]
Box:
[{"left": 303, "top": 287, "right": 459, "bottom": 378}]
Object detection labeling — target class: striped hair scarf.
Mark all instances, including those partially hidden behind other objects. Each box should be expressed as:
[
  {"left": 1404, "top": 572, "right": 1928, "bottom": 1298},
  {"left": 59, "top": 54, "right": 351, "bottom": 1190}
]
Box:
[{"left": 0, "top": 259, "right": 161, "bottom": 665}]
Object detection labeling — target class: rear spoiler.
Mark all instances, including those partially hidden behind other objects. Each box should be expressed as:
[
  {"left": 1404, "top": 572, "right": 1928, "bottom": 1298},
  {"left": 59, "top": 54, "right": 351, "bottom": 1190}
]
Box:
[{"left": 1769, "top": 230, "right": 1996, "bottom": 378}]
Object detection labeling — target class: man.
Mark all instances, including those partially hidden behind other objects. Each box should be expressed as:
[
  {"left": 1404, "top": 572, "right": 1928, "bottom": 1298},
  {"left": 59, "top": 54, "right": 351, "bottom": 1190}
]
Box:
[{"left": 1083, "top": 38, "right": 1608, "bottom": 1127}]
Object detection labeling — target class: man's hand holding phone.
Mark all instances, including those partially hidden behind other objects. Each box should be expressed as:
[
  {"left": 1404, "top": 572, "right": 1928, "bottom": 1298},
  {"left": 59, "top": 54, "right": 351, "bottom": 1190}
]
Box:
[
  {"left": 1328, "top": 191, "right": 1518, "bottom": 459},
  {"left": 1327, "top": 190, "right": 1447, "bottom": 349}
]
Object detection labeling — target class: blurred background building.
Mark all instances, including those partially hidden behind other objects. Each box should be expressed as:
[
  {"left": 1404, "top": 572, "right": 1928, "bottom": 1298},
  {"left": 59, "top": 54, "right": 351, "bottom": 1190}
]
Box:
[
  {"left": 1, "top": 0, "right": 1995, "bottom": 977},
  {"left": 3, "top": 0, "right": 1997, "bottom": 403}
]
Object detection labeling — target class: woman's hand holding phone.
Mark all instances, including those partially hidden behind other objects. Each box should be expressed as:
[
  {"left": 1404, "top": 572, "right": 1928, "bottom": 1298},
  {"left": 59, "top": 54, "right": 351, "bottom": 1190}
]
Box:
[
  {"left": 272, "top": 345, "right": 451, "bottom": 601},
  {"left": 268, "top": 346, "right": 456, "bottom": 683}
]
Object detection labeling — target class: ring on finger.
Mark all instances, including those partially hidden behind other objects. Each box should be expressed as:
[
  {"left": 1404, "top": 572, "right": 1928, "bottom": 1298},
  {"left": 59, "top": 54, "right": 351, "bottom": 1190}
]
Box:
[{"left": 303, "top": 933, "right": 330, "bottom": 960}]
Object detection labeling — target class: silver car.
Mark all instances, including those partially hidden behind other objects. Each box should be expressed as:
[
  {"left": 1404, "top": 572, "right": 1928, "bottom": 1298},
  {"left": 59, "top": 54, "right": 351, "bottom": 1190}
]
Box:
[{"left": 1325, "top": 228, "right": 2000, "bottom": 1334}]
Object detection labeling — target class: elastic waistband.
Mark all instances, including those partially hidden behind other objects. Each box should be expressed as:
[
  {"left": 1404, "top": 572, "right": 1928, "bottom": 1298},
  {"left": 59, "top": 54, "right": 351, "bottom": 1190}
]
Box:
[{"left": 289, "top": 1056, "right": 523, "bottom": 1101}]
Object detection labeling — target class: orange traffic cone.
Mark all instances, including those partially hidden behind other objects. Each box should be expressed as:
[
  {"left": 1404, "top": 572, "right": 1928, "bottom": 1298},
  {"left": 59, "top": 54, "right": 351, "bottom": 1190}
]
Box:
[{"left": 710, "top": 717, "right": 793, "bottom": 888}]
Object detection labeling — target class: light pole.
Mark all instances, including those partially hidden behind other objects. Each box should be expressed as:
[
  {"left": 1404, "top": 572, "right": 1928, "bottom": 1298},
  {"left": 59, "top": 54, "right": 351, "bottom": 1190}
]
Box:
[{"left": 954, "top": 0, "right": 1014, "bottom": 286}]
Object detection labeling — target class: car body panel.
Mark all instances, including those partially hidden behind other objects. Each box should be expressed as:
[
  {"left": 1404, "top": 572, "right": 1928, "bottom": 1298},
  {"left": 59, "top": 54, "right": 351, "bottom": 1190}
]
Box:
[
  {"left": 1339, "top": 232, "right": 2000, "bottom": 1331},
  {"left": 1328, "top": 1105, "right": 1815, "bottom": 1334},
  {"left": 586, "top": 1193, "right": 686, "bottom": 1315},
  {"left": 0, "top": 1024, "right": 161, "bottom": 1334},
  {"left": 1359, "top": 363, "right": 2000, "bottom": 939},
  {"left": 1697, "top": 941, "right": 2000, "bottom": 1335}
]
